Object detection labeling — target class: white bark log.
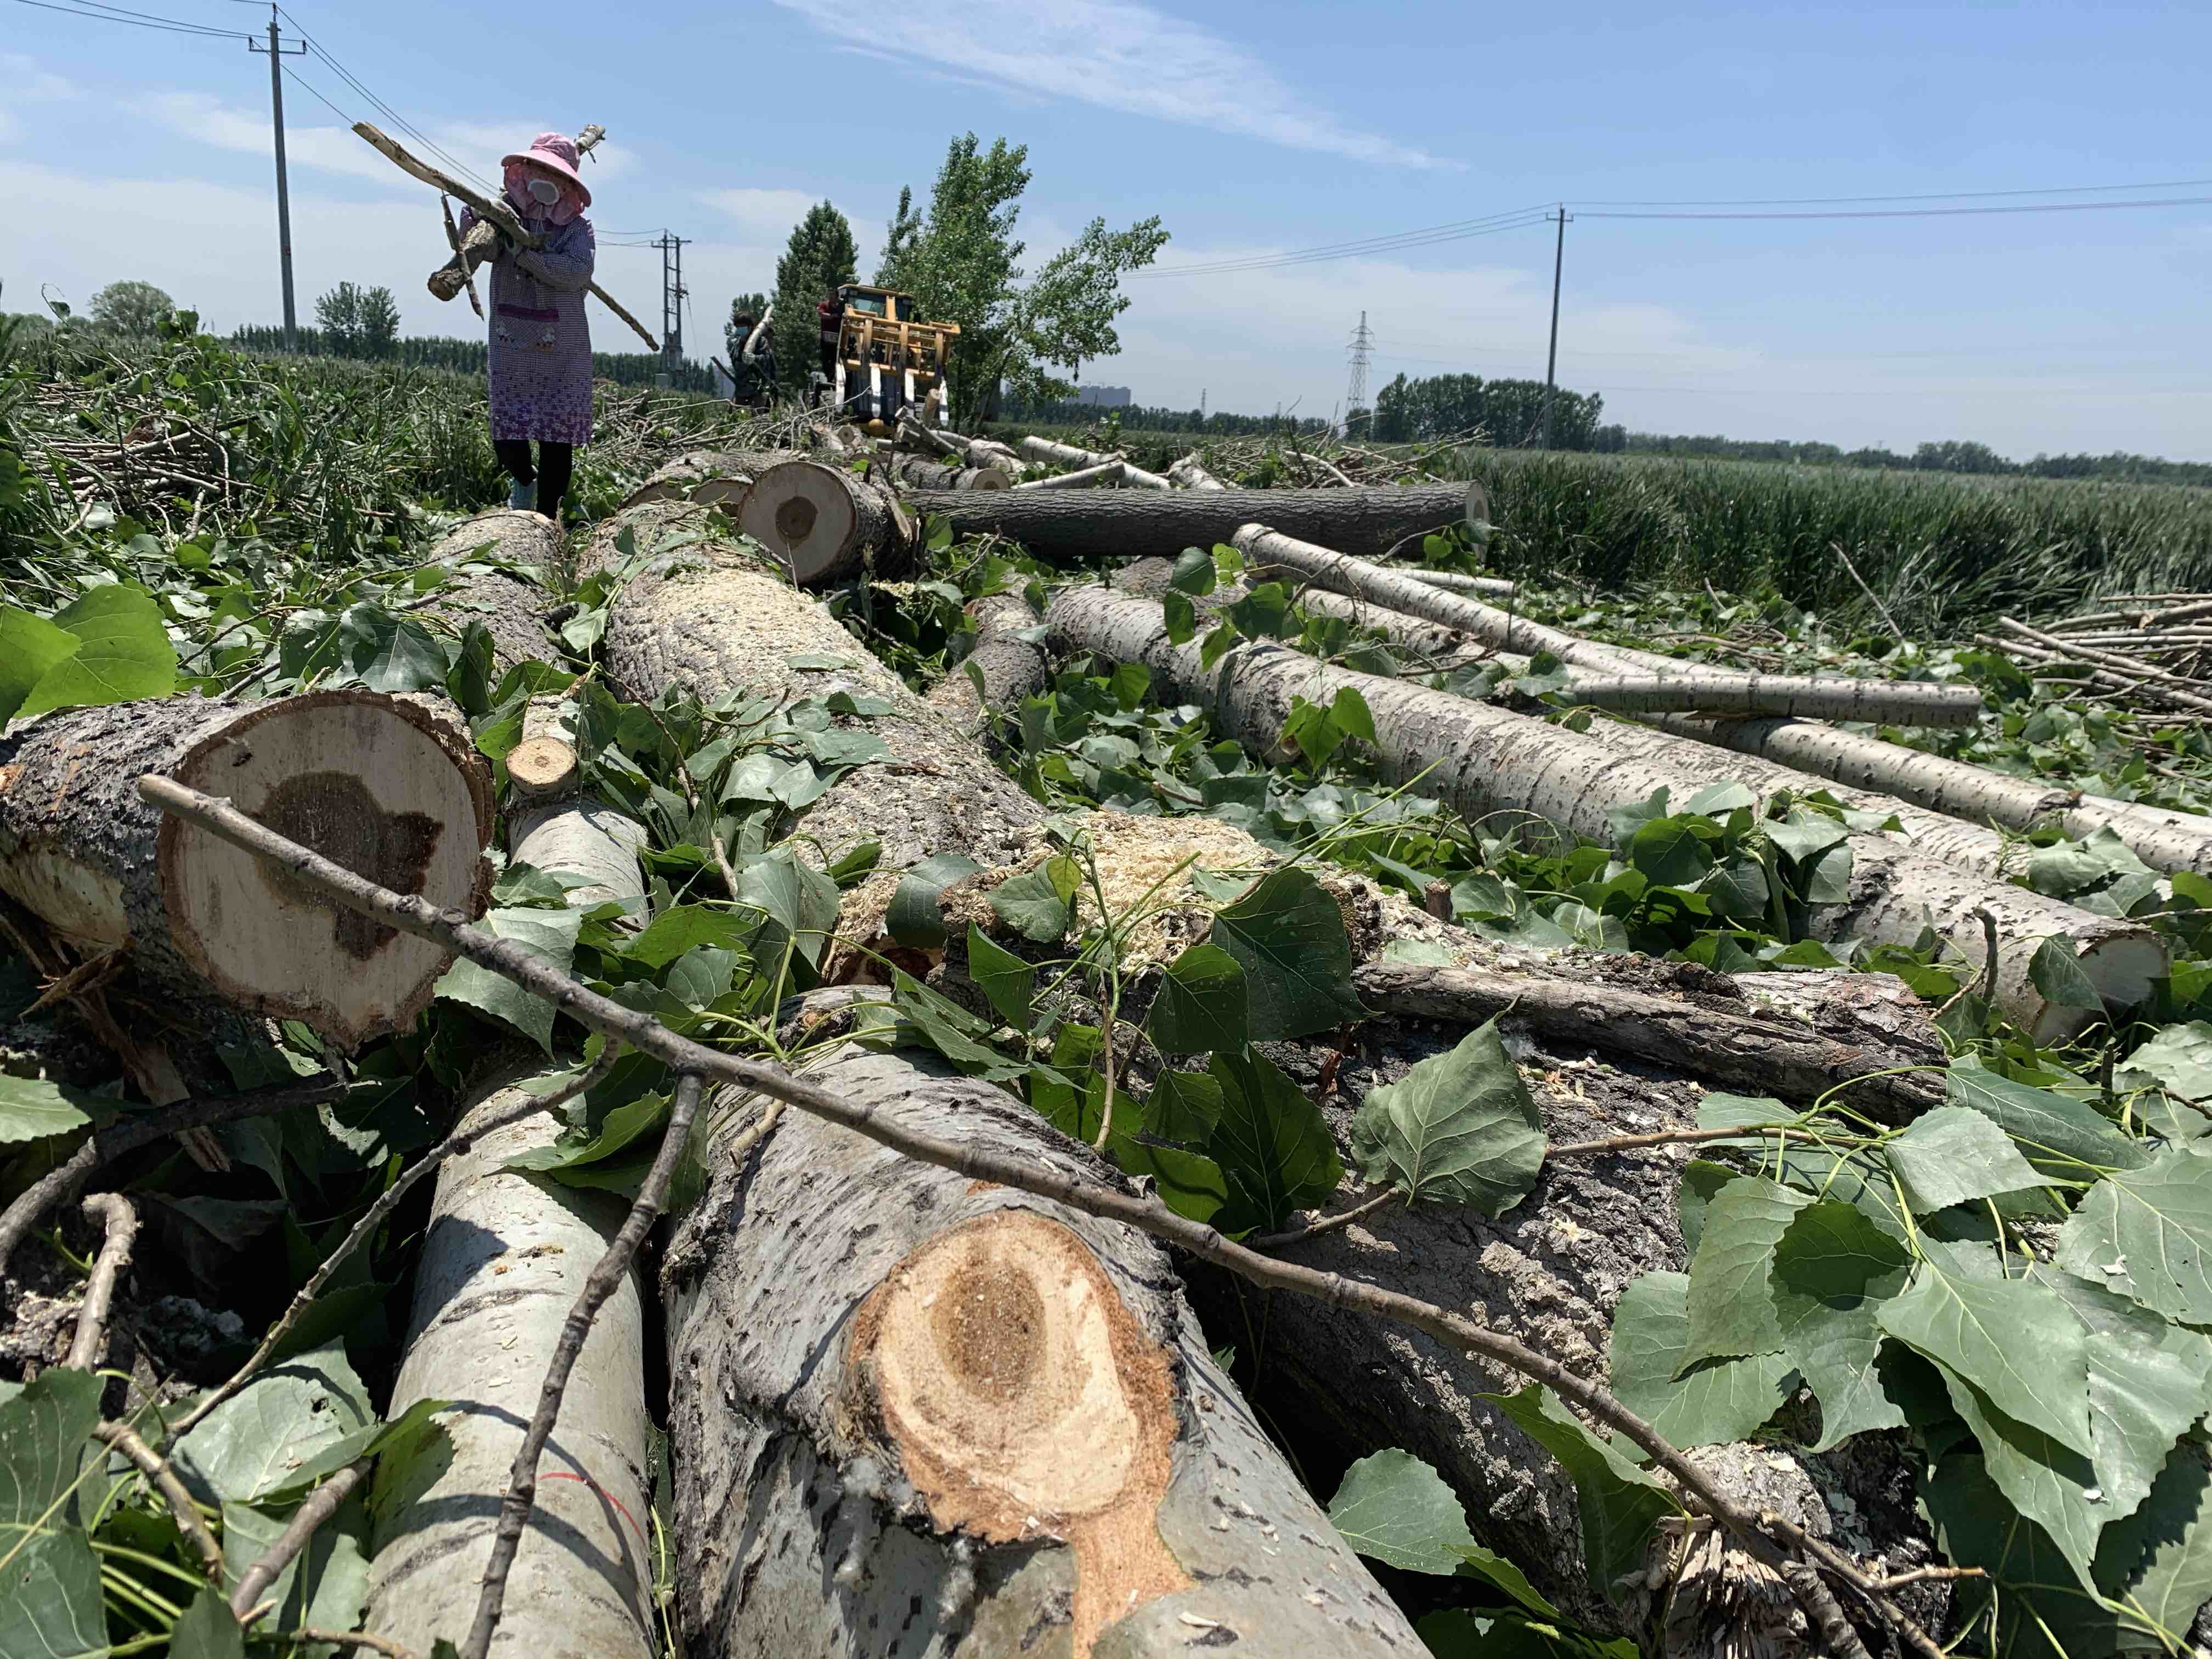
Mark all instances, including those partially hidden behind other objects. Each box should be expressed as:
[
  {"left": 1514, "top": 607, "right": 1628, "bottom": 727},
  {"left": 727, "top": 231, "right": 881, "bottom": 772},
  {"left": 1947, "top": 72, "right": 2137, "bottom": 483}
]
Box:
[
  {"left": 0, "top": 691, "right": 494, "bottom": 1049},
  {"left": 661, "top": 1038, "right": 1420, "bottom": 1659},
  {"left": 1045, "top": 585, "right": 2165, "bottom": 1040},
  {"left": 1400, "top": 568, "right": 1517, "bottom": 599},
  {"left": 736, "top": 460, "right": 917, "bottom": 586},
  {"left": 884, "top": 453, "right": 1013, "bottom": 492},
  {"left": 1166, "top": 453, "right": 1227, "bottom": 490},
  {"left": 1014, "top": 459, "right": 1126, "bottom": 490},
  {"left": 1016, "top": 434, "right": 1171, "bottom": 489},
  {"left": 507, "top": 702, "right": 651, "bottom": 915},
  {"left": 365, "top": 1062, "right": 656, "bottom": 1659}
]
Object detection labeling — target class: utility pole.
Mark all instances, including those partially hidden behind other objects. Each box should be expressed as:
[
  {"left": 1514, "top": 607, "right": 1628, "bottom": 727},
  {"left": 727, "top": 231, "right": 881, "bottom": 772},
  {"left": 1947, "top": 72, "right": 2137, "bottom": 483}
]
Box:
[
  {"left": 654, "top": 231, "right": 689, "bottom": 385},
  {"left": 248, "top": 6, "right": 306, "bottom": 351},
  {"left": 1541, "top": 207, "right": 1571, "bottom": 450},
  {"left": 1344, "top": 309, "right": 1373, "bottom": 436}
]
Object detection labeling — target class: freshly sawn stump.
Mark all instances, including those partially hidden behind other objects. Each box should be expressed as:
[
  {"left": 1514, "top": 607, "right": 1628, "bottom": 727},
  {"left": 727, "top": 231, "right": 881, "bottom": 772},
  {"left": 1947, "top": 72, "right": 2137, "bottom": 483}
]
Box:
[
  {"left": 737, "top": 459, "right": 918, "bottom": 586},
  {"left": 0, "top": 691, "right": 494, "bottom": 1047}
]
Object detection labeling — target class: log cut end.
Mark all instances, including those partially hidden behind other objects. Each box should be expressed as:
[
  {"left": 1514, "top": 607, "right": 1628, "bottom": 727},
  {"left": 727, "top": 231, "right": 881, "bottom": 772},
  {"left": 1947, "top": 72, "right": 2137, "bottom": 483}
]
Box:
[
  {"left": 740, "top": 460, "right": 915, "bottom": 587},
  {"left": 153, "top": 691, "right": 494, "bottom": 1048},
  {"left": 849, "top": 1211, "right": 1188, "bottom": 1657}
]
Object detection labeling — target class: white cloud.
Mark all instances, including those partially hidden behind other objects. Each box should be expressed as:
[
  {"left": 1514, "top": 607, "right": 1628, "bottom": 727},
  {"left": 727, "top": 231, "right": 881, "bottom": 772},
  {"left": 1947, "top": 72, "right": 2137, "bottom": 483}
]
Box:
[
  {"left": 698, "top": 187, "right": 836, "bottom": 241},
  {"left": 3, "top": 52, "right": 78, "bottom": 101},
  {"left": 146, "top": 92, "right": 418, "bottom": 187},
  {"left": 771, "top": 0, "right": 1452, "bottom": 169}
]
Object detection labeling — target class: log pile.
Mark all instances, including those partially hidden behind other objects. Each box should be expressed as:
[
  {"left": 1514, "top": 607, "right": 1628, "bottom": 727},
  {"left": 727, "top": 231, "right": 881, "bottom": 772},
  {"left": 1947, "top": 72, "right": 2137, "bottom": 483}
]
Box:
[{"left": 1982, "top": 600, "right": 2212, "bottom": 719}]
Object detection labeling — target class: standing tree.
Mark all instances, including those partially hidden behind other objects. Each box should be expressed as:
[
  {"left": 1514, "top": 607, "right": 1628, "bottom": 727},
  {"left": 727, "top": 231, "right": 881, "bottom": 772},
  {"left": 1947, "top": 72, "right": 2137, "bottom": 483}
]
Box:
[
  {"left": 315, "top": 282, "right": 366, "bottom": 356},
  {"left": 358, "top": 285, "right": 402, "bottom": 360},
  {"left": 876, "top": 134, "right": 1165, "bottom": 428},
  {"left": 89, "top": 280, "right": 174, "bottom": 336},
  {"left": 770, "top": 206, "right": 857, "bottom": 395}
]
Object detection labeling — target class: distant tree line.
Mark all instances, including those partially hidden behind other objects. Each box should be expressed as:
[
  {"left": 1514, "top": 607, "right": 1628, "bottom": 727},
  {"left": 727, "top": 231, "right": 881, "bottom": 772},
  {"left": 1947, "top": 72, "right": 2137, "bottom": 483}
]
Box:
[
  {"left": 1621, "top": 431, "right": 2212, "bottom": 487},
  {"left": 1367, "top": 372, "right": 1623, "bottom": 450},
  {"left": 226, "top": 325, "right": 717, "bottom": 392},
  {"left": 998, "top": 397, "right": 1330, "bottom": 437}
]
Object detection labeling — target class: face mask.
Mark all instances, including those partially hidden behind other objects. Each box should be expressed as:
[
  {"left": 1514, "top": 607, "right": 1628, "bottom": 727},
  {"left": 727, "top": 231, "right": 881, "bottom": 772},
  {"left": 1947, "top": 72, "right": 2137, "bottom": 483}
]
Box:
[{"left": 527, "top": 177, "right": 560, "bottom": 205}]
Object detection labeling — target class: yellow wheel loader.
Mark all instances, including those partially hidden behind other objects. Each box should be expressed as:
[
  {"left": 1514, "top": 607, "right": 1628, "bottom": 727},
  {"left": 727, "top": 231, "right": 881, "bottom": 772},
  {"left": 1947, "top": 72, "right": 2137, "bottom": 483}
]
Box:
[{"left": 813, "top": 286, "right": 960, "bottom": 432}]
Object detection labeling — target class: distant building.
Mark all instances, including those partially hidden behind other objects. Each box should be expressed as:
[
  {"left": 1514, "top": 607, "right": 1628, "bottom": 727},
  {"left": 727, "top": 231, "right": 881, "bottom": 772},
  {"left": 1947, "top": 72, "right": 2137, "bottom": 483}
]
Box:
[{"left": 1076, "top": 385, "right": 1132, "bottom": 408}]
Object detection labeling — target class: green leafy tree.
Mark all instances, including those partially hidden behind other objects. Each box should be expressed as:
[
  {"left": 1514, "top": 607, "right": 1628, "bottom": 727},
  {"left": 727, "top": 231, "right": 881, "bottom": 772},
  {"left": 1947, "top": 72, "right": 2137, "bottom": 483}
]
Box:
[
  {"left": 314, "top": 282, "right": 367, "bottom": 357},
  {"left": 357, "top": 285, "right": 401, "bottom": 360},
  {"left": 876, "top": 134, "right": 1166, "bottom": 428},
  {"left": 770, "top": 205, "right": 858, "bottom": 394},
  {"left": 89, "top": 280, "right": 174, "bottom": 336},
  {"left": 1370, "top": 371, "right": 1604, "bottom": 449}
]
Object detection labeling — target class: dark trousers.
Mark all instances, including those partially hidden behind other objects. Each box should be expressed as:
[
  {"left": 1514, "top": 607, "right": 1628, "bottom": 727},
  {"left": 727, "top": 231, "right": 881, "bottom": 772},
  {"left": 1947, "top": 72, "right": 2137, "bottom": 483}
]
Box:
[{"left": 495, "top": 439, "right": 573, "bottom": 522}]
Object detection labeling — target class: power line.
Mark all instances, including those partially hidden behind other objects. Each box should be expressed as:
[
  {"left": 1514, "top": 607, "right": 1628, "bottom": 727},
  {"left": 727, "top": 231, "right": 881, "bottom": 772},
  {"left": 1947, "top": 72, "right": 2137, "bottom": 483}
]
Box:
[
  {"left": 273, "top": 4, "right": 498, "bottom": 193},
  {"left": 1133, "top": 208, "right": 1550, "bottom": 280},
  {"left": 12, "top": 0, "right": 248, "bottom": 36},
  {"left": 1576, "top": 176, "right": 2212, "bottom": 208},
  {"left": 278, "top": 59, "right": 352, "bottom": 124},
  {"left": 1579, "top": 196, "right": 2212, "bottom": 221}
]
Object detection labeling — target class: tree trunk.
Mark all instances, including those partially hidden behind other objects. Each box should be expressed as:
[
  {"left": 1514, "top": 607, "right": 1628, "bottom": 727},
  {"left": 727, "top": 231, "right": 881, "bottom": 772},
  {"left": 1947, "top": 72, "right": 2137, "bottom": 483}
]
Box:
[
  {"left": 1014, "top": 460, "right": 1126, "bottom": 490},
  {"left": 1017, "top": 434, "right": 1171, "bottom": 489},
  {"left": 885, "top": 454, "right": 1013, "bottom": 492},
  {"left": 619, "top": 448, "right": 804, "bottom": 512},
  {"left": 736, "top": 460, "right": 918, "bottom": 587},
  {"left": 1044, "top": 585, "right": 2166, "bottom": 1040},
  {"left": 1401, "top": 569, "right": 1516, "bottom": 599},
  {"left": 1235, "top": 526, "right": 1984, "bottom": 728},
  {"left": 924, "top": 595, "right": 1047, "bottom": 741},
  {"left": 1167, "top": 454, "right": 1227, "bottom": 490},
  {"left": 507, "top": 701, "right": 651, "bottom": 914},
  {"left": 659, "top": 1037, "right": 1421, "bottom": 1659},
  {"left": 0, "top": 691, "right": 494, "bottom": 1049},
  {"left": 583, "top": 512, "right": 1042, "bottom": 876},
  {"left": 901, "top": 482, "right": 1478, "bottom": 566},
  {"left": 416, "top": 510, "right": 559, "bottom": 679},
  {"left": 365, "top": 1061, "right": 656, "bottom": 1659}
]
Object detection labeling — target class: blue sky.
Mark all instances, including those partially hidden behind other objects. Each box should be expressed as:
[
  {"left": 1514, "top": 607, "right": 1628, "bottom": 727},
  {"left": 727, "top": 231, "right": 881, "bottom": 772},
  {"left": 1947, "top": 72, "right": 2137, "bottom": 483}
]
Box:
[{"left": 5, "top": 0, "right": 2209, "bottom": 458}]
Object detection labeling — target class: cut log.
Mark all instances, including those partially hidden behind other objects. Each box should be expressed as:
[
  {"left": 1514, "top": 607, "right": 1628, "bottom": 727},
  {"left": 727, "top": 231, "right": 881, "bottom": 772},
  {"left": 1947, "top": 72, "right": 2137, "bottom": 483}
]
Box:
[
  {"left": 924, "top": 595, "right": 1047, "bottom": 739},
  {"left": 1013, "top": 459, "right": 1126, "bottom": 490},
  {"left": 415, "top": 509, "right": 560, "bottom": 679},
  {"left": 901, "top": 481, "right": 1477, "bottom": 566},
  {"left": 0, "top": 691, "right": 494, "bottom": 1048},
  {"left": 582, "top": 511, "right": 1041, "bottom": 874},
  {"left": 884, "top": 453, "right": 1013, "bottom": 492},
  {"left": 736, "top": 460, "right": 918, "bottom": 587},
  {"left": 1235, "top": 526, "right": 1984, "bottom": 728},
  {"left": 1045, "top": 585, "right": 2165, "bottom": 1040},
  {"left": 1400, "top": 568, "right": 1516, "bottom": 599},
  {"left": 365, "top": 1060, "right": 656, "bottom": 1659},
  {"left": 1017, "top": 433, "right": 1170, "bottom": 489},
  {"left": 507, "top": 702, "right": 650, "bottom": 915},
  {"left": 1166, "top": 453, "right": 1227, "bottom": 489},
  {"left": 661, "top": 1036, "right": 1420, "bottom": 1659},
  {"left": 618, "top": 448, "right": 803, "bottom": 511}
]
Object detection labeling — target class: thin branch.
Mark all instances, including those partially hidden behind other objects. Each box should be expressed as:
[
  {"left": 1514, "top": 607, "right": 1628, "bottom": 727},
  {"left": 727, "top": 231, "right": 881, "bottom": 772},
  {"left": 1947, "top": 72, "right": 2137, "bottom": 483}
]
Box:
[
  {"left": 170, "top": 1048, "right": 620, "bottom": 1440},
  {"left": 90, "top": 1421, "right": 223, "bottom": 1581},
  {"left": 1866, "top": 1564, "right": 1988, "bottom": 1592},
  {"left": 1249, "top": 1188, "right": 1399, "bottom": 1250},
  {"left": 66, "top": 1193, "right": 138, "bottom": 1370},
  {"left": 231, "top": 1458, "right": 372, "bottom": 1620},
  {"left": 1548, "top": 1124, "right": 1797, "bottom": 1160},
  {"left": 0, "top": 1079, "right": 343, "bottom": 1280},
  {"left": 1782, "top": 1560, "right": 1876, "bottom": 1659},
  {"left": 1831, "top": 541, "right": 1906, "bottom": 646},
  {"left": 138, "top": 775, "right": 1944, "bottom": 1659},
  {"left": 460, "top": 1069, "right": 704, "bottom": 1659},
  {"left": 286, "top": 1633, "right": 420, "bottom": 1659}
]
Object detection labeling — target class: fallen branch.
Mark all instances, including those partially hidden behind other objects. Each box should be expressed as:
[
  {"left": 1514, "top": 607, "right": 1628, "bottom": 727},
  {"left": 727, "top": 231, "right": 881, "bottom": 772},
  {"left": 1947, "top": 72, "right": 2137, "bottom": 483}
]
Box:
[
  {"left": 138, "top": 772, "right": 1943, "bottom": 1659},
  {"left": 232, "top": 1458, "right": 373, "bottom": 1620},
  {"left": 65, "top": 1192, "right": 137, "bottom": 1370},
  {"left": 91, "top": 1420, "right": 224, "bottom": 1580},
  {"left": 1014, "top": 458, "right": 1126, "bottom": 489}
]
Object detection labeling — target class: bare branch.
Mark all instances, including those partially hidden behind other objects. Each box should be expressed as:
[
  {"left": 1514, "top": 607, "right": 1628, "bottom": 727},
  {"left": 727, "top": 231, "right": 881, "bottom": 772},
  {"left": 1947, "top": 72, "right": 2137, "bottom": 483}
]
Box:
[
  {"left": 232, "top": 1458, "right": 373, "bottom": 1620},
  {"left": 91, "top": 1420, "right": 223, "bottom": 1580},
  {"left": 66, "top": 1193, "right": 137, "bottom": 1370}
]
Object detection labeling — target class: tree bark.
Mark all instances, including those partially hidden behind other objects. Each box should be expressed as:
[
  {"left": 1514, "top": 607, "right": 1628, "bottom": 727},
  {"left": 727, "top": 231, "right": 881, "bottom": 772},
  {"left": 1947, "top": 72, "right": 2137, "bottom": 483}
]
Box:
[
  {"left": 1401, "top": 568, "right": 1517, "bottom": 599},
  {"left": 1017, "top": 433, "right": 1171, "bottom": 489},
  {"left": 736, "top": 460, "right": 918, "bottom": 587},
  {"left": 901, "top": 482, "right": 1478, "bottom": 566},
  {"left": 1014, "top": 460, "right": 1127, "bottom": 490},
  {"left": 659, "top": 1037, "right": 1421, "bottom": 1659},
  {"left": 365, "top": 1062, "right": 657, "bottom": 1659},
  {"left": 1235, "top": 526, "right": 1984, "bottom": 728},
  {"left": 885, "top": 453, "right": 1013, "bottom": 492},
  {"left": 416, "top": 510, "right": 560, "bottom": 680},
  {"left": 1045, "top": 585, "right": 2166, "bottom": 1040},
  {"left": 582, "top": 512, "right": 1042, "bottom": 876},
  {"left": 924, "top": 595, "right": 1047, "bottom": 741},
  {"left": 507, "top": 702, "right": 651, "bottom": 915},
  {"left": 619, "top": 449, "right": 804, "bottom": 512},
  {"left": 0, "top": 691, "right": 494, "bottom": 1049},
  {"left": 1166, "top": 453, "right": 1227, "bottom": 490}
]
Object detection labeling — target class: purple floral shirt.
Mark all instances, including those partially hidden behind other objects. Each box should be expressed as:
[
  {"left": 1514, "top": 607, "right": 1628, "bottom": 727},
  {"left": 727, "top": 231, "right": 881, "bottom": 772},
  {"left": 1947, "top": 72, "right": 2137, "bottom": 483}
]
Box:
[{"left": 461, "top": 206, "right": 596, "bottom": 445}]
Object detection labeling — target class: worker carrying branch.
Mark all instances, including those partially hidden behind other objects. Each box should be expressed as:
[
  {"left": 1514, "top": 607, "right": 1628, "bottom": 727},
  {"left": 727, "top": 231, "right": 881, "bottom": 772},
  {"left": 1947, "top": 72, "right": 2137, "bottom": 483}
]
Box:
[{"left": 458, "top": 131, "right": 598, "bottom": 523}]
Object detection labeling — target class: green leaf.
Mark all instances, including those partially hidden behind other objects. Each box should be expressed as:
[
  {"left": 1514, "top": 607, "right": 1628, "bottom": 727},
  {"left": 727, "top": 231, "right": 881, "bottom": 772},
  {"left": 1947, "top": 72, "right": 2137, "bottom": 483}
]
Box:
[
  {"left": 1485, "top": 1385, "right": 1679, "bottom": 1599},
  {"left": 989, "top": 855, "right": 1081, "bottom": 943},
  {"left": 2097, "top": 1442, "right": 2212, "bottom": 1652},
  {"left": 1208, "top": 1046, "right": 1344, "bottom": 1234},
  {"left": 0, "top": 1077, "right": 108, "bottom": 1147},
  {"left": 1797, "top": 842, "right": 1854, "bottom": 904},
  {"left": 1348, "top": 1020, "right": 1544, "bottom": 1214},
  {"left": 1680, "top": 1176, "right": 1811, "bottom": 1365},
  {"left": 1886, "top": 1104, "right": 2057, "bottom": 1214},
  {"left": 18, "top": 583, "right": 176, "bottom": 716},
  {"left": 0, "top": 1531, "right": 108, "bottom": 1659},
  {"left": 1162, "top": 589, "right": 1197, "bottom": 644},
  {"left": 1145, "top": 1069, "right": 1223, "bottom": 1145},
  {"left": 1763, "top": 810, "right": 1848, "bottom": 866},
  {"left": 1677, "top": 1160, "right": 1735, "bottom": 1257},
  {"left": 885, "top": 852, "right": 983, "bottom": 948},
  {"left": 1934, "top": 1364, "right": 2103, "bottom": 1592},
  {"left": 1923, "top": 1453, "right": 2109, "bottom": 1659},
  {"left": 1767, "top": 1200, "right": 1911, "bottom": 1451},
  {"left": 0, "top": 1367, "right": 102, "bottom": 1525},
  {"left": 0, "top": 607, "right": 80, "bottom": 724},
  {"left": 2117, "top": 1020, "right": 2212, "bottom": 1107},
  {"left": 2029, "top": 934, "right": 2106, "bottom": 1012},
  {"left": 2055, "top": 1146, "right": 2212, "bottom": 1325},
  {"left": 1209, "top": 866, "right": 1366, "bottom": 1041},
  {"left": 218, "top": 1488, "right": 370, "bottom": 1638},
  {"left": 433, "top": 905, "right": 581, "bottom": 1051},
  {"left": 1627, "top": 818, "right": 1712, "bottom": 888},
  {"left": 334, "top": 601, "right": 449, "bottom": 693},
  {"left": 169, "top": 1584, "right": 247, "bottom": 1659},
  {"left": 1946, "top": 1063, "right": 2149, "bottom": 1179},
  {"left": 1145, "top": 944, "right": 1248, "bottom": 1054},
  {"left": 1169, "top": 547, "right": 1217, "bottom": 595},
  {"left": 623, "top": 904, "right": 753, "bottom": 970},
  {"left": 966, "top": 926, "right": 1034, "bottom": 1027},
  {"left": 1326, "top": 1448, "right": 1475, "bottom": 1576},
  {"left": 730, "top": 851, "right": 840, "bottom": 973},
  {"left": 1875, "top": 1245, "right": 2093, "bottom": 1457},
  {"left": 1608, "top": 1272, "right": 1793, "bottom": 1449},
  {"left": 507, "top": 1092, "right": 667, "bottom": 1178},
  {"left": 173, "top": 1340, "right": 374, "bottom": 1506}
]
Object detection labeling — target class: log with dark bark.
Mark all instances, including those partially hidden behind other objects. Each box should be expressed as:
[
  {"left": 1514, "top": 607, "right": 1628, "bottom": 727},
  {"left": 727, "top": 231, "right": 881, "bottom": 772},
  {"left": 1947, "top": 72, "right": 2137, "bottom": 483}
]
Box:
[
  {"left": 660, "top": 1035, "right": 1421, "bottom": 1658},
  {"left": 736, "top": 459, "right": 919, "bottom": 586},
  {"left": 0, "top": 691, "right": 494, "bottom": 1048},
  {"left": 901, "top": 480, "right": 1479, "bottom": 566},
  {"left": 415, "top": 509, "right": 560, "bottom": 678},
  {"left": 618, "top": 448, "right": 804, "bottom": 511}
]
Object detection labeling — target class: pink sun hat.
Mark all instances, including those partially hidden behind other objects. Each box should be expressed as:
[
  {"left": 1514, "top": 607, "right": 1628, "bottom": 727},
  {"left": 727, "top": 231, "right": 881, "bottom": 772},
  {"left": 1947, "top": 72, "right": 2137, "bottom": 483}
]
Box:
[{"left": 500, "top": 132, "right": 591, "bottom": 208}]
